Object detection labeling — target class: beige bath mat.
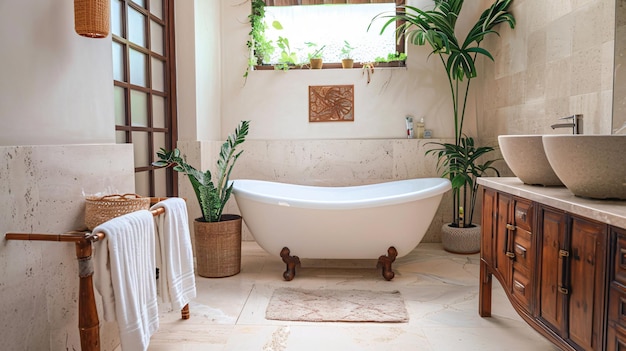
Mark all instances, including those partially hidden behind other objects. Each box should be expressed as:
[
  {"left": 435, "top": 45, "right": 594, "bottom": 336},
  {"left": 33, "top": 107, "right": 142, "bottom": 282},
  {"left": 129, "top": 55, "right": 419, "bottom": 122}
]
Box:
[{"left": 265, "top": 288, "right": 409, "bottom": 323}]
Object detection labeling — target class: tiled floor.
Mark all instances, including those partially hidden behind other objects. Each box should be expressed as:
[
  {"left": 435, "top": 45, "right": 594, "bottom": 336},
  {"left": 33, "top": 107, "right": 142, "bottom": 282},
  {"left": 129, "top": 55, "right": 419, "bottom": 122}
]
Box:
[{"left": 147, "top": 241, "right": 558, "bottom": 351}]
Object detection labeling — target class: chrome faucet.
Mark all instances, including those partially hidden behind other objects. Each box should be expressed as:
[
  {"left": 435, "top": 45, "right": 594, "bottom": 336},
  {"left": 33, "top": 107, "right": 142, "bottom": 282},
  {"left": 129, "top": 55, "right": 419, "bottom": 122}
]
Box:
[{"left": 550, "top": 114, "right": 583, "bottom": 134}]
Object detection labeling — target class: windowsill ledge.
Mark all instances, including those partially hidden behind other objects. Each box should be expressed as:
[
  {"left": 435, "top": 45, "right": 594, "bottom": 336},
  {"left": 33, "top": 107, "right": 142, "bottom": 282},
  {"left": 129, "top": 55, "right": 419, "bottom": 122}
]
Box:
[{"left": 253, "top": 61, "right": 406, "bottom": 71}]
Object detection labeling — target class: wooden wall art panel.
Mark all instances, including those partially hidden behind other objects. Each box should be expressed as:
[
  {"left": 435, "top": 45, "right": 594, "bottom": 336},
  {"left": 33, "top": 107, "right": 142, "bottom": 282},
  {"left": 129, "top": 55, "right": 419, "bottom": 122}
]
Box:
[{"left": 309, "top": 85, "right": 354, "bottom": 122}]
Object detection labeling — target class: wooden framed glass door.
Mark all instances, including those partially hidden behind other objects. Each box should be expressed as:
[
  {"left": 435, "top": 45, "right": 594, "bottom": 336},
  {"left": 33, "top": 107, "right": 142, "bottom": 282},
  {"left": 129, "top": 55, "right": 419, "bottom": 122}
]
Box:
[{"left": 111, "top": 0, "right": 177, "bottom": 197}]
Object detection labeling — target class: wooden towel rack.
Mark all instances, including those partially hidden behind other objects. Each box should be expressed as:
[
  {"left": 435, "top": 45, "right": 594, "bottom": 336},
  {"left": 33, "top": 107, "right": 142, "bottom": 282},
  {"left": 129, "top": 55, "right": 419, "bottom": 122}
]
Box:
[{"left": 5, "top": 202, "right": 190, "bottom": 351}]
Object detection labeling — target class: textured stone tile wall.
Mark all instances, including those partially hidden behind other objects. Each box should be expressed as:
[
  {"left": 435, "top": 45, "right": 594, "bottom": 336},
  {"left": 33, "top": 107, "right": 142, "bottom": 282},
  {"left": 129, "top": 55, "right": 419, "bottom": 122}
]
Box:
[{"left": 0, "top": 144, "right": 134, "bottom": 351}]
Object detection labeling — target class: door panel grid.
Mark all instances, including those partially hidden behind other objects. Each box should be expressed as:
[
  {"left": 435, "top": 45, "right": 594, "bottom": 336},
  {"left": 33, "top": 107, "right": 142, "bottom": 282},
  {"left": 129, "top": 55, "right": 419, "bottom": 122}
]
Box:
[{"left": 112, "top": 0, "right": 177, "bottom": 197}]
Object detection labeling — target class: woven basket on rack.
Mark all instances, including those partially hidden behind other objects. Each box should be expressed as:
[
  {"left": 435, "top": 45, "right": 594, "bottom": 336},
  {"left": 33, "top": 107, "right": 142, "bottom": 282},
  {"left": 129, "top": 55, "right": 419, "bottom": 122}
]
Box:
[
  {"left": 74, "top": 0, "right": 110, "bottom": 38},
  {"left": 85, "top": 193, "right": 150, "bottom": 230}
]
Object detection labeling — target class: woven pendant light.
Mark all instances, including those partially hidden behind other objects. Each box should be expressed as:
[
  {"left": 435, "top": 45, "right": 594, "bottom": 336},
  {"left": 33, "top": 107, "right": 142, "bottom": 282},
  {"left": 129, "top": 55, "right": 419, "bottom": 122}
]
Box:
[{"left": 74, "top": 0, "right": 110, "bottom": 38}]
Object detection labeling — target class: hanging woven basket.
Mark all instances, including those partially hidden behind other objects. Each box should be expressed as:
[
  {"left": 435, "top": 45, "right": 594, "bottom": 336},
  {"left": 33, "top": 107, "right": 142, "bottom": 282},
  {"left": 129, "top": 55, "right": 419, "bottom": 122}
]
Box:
[{"left": 74, "top": 0, "right": 110, "bottom": 38}]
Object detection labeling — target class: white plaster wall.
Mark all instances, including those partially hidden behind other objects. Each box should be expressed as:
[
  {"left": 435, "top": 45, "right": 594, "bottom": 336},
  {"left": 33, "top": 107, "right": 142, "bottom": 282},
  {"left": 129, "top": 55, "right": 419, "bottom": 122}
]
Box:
[
  {"left": 176, "top": 0, "right": 222, "bottom": 142},
  {"left": 217, "top": 0, "right": 487, "bottom": 141},
  {"left": 0, "top": 1, "right": 114, "bottom": 146}
]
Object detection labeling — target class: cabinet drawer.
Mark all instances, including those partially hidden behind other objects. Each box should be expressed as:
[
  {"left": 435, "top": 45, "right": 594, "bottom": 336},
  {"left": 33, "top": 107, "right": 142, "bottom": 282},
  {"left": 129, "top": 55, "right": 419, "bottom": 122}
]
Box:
[
  {"left": 607, "top": 321, "right": 626, "bottom": 351},
  {"left": 514, "top": 200, "right": 533, "bottom": 232},
  {"left": 609, "top": 285, "right": 626, "bottom": 327},
  {"left": 513, "top": 229, "right": 532, "bottom": 269},
  {"left": 615, "top": 231, "right": 626, "bottom": 286},
  {"left": 511, "top": 269, "right": 531, "bottom": 310}
]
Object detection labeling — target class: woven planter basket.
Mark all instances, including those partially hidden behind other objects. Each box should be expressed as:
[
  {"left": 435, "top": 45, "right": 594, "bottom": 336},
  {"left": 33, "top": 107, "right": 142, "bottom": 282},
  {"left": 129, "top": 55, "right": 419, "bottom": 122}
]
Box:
[
  {"left": 74, "top": 0, "right": 110, "bottom": 38},
  {"left": 85, "top": 193, "right": 150, "bottom": 230},
  {"left": 441, "top": 223, "right": 481, "bottom": 254},
  {"left": 194, "top": 214, "right": 242, "bottom": 278}
]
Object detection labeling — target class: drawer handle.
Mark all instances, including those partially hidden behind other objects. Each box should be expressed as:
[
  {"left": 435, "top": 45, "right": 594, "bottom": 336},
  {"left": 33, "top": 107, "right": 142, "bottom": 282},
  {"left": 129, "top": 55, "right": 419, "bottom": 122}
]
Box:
[
  {"left": 514, "top": 281, "right": 525, "bottom": 294},
  {"left": 558, "top": 286, "right": 569, "bottom": 295},
  {"left": 559, "top": 250, "right": 570, "bottom": 258},
  {"left": 515, "top": 209, "right": 527, "bottom": 222}
]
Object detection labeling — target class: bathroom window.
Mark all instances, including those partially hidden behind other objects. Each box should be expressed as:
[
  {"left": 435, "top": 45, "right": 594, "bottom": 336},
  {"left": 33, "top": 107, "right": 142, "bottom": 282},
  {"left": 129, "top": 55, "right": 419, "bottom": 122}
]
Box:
[{"left": 254, "top": 0, "right": 405, "bottom": 69}]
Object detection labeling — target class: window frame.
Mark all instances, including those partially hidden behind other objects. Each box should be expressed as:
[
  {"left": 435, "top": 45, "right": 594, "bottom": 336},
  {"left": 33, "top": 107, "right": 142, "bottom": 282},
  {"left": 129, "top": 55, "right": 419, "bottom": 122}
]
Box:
[{"left": 253, "top": 0, "right": 406, "bottom": 70}]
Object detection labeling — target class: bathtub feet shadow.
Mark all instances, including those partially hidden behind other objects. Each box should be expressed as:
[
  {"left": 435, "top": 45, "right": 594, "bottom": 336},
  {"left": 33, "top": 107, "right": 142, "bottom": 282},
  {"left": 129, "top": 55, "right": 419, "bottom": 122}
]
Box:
[
  {"left": 279, "top": 246, "right": 398, "bottom": 281},
  {"left": 280, "top": 247, "right": 301, "bottom": 281}
]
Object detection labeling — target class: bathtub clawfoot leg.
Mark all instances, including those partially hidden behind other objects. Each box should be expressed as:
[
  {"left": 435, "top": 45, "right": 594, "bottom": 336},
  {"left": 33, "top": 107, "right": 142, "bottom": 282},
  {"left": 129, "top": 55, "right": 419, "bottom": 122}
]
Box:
[
  {"left": 280, "top": 247, "right": 300, "bottom": 281},
  {"left": 377, "top": 246, "right": 398, "bottom": 281}
]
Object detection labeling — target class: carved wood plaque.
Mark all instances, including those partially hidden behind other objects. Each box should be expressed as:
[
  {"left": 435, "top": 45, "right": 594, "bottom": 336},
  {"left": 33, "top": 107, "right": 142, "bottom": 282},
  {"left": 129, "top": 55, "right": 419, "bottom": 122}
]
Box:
[{"left": 308, "top": 85, "right": 354, "bottom": 122}]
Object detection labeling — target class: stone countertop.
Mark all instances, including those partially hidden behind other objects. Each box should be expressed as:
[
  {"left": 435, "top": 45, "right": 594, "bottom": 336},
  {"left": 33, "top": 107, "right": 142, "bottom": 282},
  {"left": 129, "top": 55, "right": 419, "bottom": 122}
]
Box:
[{"left": 478, "top": 177, "right": 626, "bottom": 230}]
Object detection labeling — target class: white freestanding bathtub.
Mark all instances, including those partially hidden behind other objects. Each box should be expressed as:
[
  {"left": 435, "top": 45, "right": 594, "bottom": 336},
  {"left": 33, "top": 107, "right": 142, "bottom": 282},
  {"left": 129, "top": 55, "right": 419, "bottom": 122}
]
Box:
[{"left": 231, "top": 178, "right": 451, "bottom": 280}]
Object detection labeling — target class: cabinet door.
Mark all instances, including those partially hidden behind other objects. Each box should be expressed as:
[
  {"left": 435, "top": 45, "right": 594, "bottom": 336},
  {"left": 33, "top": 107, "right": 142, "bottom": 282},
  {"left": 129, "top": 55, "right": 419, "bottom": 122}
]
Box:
[
  {"left": 494, "top": 193, "right": 512, "bottom": 283},
  {"left": 567, "top": 217, "right": 607, "bottom": 351},
  {"left": 537, "top": 205, "right": 567, "bottom": 335},
  {"left": 608, "top": 227, "right": 626, "bottom": 351}
]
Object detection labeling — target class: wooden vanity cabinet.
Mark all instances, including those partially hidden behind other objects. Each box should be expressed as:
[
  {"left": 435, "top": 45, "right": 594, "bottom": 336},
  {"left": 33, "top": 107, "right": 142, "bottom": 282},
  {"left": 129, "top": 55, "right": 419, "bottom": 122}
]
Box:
[{"left": 481, "top": 186, "right": 610, "bottom": 351}]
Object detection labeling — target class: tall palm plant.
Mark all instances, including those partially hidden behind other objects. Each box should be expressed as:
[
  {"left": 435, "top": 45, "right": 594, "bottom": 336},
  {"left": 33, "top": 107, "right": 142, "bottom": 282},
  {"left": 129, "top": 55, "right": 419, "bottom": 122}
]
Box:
[{"left": 372, "top": 0, "right": 515, "bottom": 228}]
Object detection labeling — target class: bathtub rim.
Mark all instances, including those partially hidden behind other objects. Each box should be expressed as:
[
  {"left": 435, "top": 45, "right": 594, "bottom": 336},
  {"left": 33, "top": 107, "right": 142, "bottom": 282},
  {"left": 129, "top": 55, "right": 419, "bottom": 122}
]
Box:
[{"left": 231, "top": 178, "right": 451, "bottom": 210}]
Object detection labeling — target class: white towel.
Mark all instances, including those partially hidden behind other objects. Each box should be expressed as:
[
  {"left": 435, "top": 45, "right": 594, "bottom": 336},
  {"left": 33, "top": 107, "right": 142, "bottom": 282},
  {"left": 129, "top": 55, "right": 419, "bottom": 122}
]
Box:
[
  {"left": 93, "top": 210, "right": 159, "bottom": 351},
  {"left": 151, "top": 198, "right": 196, "bottom": 311}
]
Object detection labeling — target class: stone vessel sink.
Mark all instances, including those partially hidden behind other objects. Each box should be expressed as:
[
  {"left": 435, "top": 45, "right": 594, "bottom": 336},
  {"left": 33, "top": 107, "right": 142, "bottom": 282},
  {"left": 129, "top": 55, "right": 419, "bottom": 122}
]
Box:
[
  {"left": 498, "top": 135, "right": 563, "bottom": 186},
  {"left": 542, "top": 135, "right": 626, "bottom": 200}
]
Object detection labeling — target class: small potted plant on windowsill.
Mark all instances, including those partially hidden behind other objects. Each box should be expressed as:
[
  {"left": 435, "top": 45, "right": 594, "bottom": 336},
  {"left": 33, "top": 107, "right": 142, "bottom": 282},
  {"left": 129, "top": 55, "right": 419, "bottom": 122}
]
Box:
[
  {"left": 153, "top": 120, "right": 250, "bottom": 277},
  {"left": 306, "top": 42, "right": 325, "bottom": 69},
  {"left": 341, "top": 40, "right": 355, "bottom": 69}
]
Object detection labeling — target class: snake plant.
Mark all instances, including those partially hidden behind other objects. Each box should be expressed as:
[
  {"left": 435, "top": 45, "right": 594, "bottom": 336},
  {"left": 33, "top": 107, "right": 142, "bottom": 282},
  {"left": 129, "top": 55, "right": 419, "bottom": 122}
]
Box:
[{"left": 153, "top": 120, "right": 250, "bottom": 222}]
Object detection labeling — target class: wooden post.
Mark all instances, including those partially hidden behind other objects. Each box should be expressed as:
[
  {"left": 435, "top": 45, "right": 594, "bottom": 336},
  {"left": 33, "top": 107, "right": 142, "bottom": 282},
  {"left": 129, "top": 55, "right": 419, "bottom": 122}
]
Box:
[{"left": 76, "top": 239, "right": 100, "bottom": 351}]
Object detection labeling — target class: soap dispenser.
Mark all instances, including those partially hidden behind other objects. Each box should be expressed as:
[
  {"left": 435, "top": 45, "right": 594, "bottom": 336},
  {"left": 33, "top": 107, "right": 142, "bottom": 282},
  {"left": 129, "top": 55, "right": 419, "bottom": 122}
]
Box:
[{"left": 416, "top": 117, "right": 425, "bottom": 138}]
